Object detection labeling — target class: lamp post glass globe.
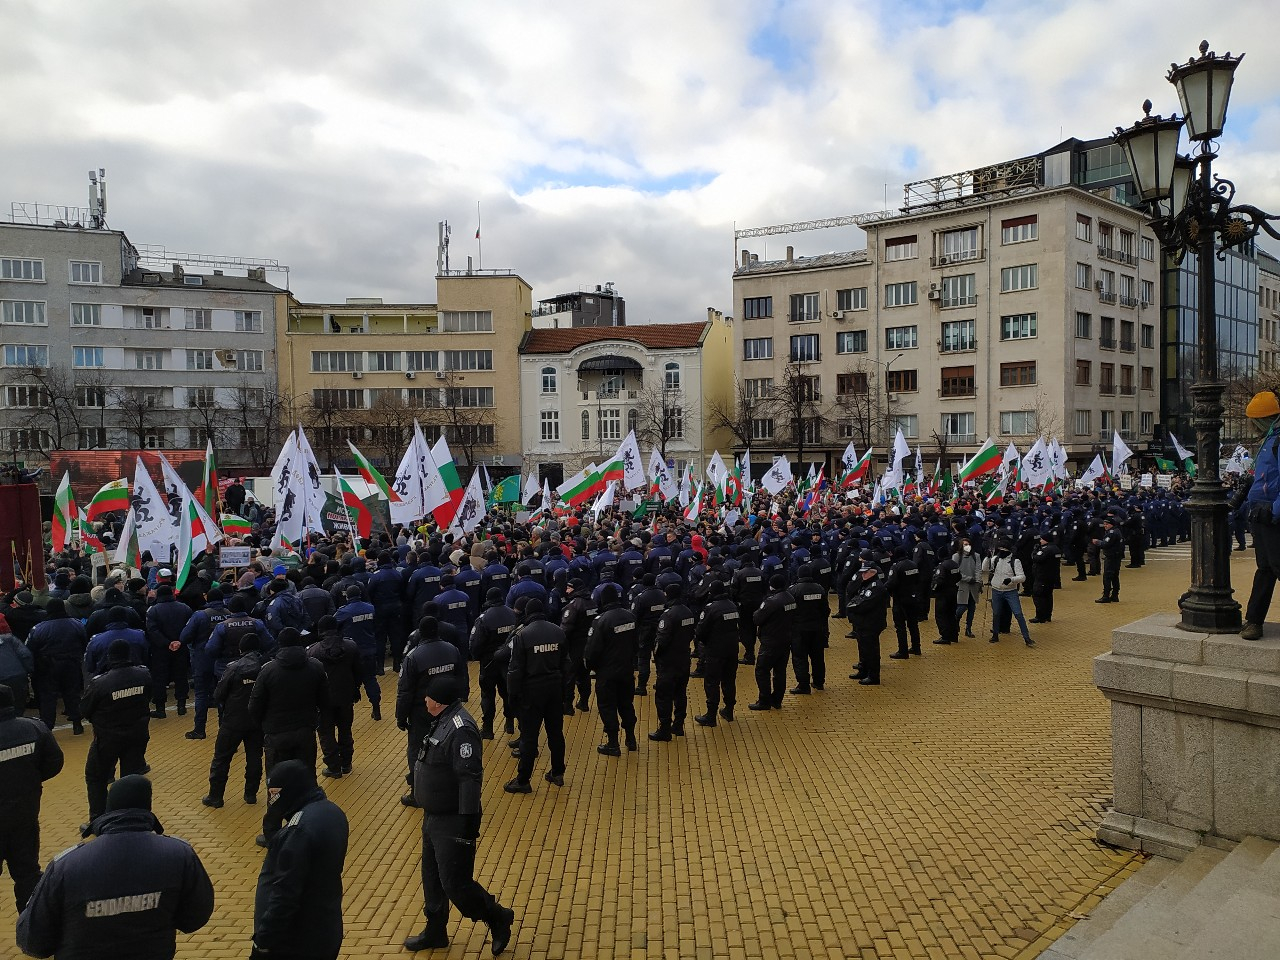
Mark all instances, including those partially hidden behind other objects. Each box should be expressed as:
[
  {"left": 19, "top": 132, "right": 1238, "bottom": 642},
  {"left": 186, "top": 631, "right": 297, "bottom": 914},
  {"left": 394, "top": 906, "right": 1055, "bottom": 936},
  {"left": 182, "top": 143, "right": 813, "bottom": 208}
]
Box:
[{"left": 1167, "top": 40, "right": 1243, "bottom": 142}]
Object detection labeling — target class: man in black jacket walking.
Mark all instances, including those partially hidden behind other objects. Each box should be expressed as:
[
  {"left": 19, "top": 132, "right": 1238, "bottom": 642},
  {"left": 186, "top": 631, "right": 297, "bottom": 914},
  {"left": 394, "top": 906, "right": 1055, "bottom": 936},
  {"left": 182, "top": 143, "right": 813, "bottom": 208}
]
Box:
[
  {"left": 559, "top": 579, "right": 596, "bottom": 714},
  {"left": 0, "top": 684, "right": 63, "bottom": 911},
  {"left": 504, "top": 599, "right": 566, "bottom": 793},
  {"left": 693, "top": 580, "right": 739, "bottom": 726},
  {"left": 397, "top": 616, "right": 468, "bottom": 807},
  {"left": 251, "top": 760, "right": 348, "bottom": 960},
  {"left": 584, "top": 584, "right": 638, "bottom": 756},
  {"left": 470, "top": 589, "right": 518, "bottom": 739},
  {"left": 81, "top": 639, "right": 152, "bottom": 824},
  {"left": 204, "top": 633, "right": 265, "bottom": 808},
  {"left": 648, "top": 585, "right": 694, "bottom": 741},
  {"left": 18, "top": 775, "right": 214, "bottom": 960},
  {"left": 750, "top": 576, "right": 795, "bottom": 711},
  {"left": 307, "top": 616, "right": 362, "bottom": 778}
]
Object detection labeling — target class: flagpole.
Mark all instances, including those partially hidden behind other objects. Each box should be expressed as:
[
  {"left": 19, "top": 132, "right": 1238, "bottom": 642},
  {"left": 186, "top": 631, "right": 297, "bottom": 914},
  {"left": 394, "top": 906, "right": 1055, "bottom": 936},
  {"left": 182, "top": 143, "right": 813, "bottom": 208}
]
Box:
[{"left": 476, "top": 200, "right": 482, "bottom": 270}]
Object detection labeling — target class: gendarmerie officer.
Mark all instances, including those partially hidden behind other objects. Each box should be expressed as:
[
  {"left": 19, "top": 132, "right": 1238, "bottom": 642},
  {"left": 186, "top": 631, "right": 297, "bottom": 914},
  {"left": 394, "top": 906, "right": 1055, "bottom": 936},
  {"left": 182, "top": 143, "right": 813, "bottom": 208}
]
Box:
[
  {"left": 17, "top": 775, "right": 214, "bottom": 960},
  {"left": 693, "top": 580, "right": 739, "bottom": 727},
  {"left": 204, "top": 633, "right": 265, "bottom": 808},
  {"left": 584, "top": 583, "right": 638, "bottom": 756},
  {"left": 629, "top": 573, "right": 666, "bottom": 697},
  {"left": 649, "top": 584, "right": 694, "bottom": 742},
  {"left": 469, "top": 589, "right": 518, "bottom": 739},
  {"left": 404, "top": 675, "right": 515, "bottom": 956},
  {"left": 396, "top": 616, "right": 468, "bottom": 807},
  {"left": 177, "top": 584, "right": 233, "bottom": 740},
  {"left": 788, "top": 564, "right": 829, "bottom": 693},
  {"left": 1096, "top": 514, "right": 1126, "bottom": 604},
  {"left": 24, "top": 598, "right": 86, "bottom": 733},
  {"left": 81, "top": 638, "right": 152, "bottom": 825},
  {"left": 503, "top": 599, "right": 567, "bottom": 793},
  {"left": 885, "top": 547, "right": 925, "bottom": 660},
  {"left": 1029, "top": 533, "right": 1062, "bottom": 623},
  {"left": 930, "top": 555, "right": 961, "bottom": 645},
  {"left": 0, "top": 684, "right": 63, "bottom": 911},
  {"left": 729, "top": 554, "right": 766, "bottom": 665},
  {"left": 559, "top": 579, "right": 596, "bottom": 714},
  {"left": 750, "top": 575, "right": 795, "bottom": 711},
  {"left": 847, "top": 559, "right": 890, "bottom": 686}
]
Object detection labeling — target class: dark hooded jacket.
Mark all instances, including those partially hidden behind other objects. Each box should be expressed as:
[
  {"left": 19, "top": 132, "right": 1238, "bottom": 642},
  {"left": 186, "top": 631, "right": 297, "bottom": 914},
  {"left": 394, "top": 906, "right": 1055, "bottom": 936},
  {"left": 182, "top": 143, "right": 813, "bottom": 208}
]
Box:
[
  {"left": 247, "top": 645, "right": 329, "bottom": 735},
  {"left": 307, "top": 630, "right": 362, "bottom": 706}
]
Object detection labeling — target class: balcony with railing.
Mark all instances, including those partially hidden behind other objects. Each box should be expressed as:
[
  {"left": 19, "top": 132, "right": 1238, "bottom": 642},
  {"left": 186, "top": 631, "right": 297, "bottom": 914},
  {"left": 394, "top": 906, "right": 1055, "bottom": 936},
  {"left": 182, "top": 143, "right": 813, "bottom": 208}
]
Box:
[
  {"left": 1098, "top": 246, "right": 1138, "bottom": 266},
  {"left": 940, "top": 294, "right": 978, "bottom": 309},
  {"left": 1119, "top": 296, "right": 1139, "bottom": 309},
  {"left": 939, "top": 382, "right": 977, "bottom": 399},
  {"left": 1098, "top": 290, "right": 1118, "bottom": 305},
  {"left": 789, "top": 311, "right": 820, "bottom": 323},
  {"left": 1120, "top": 384, "right": 1136, "bottom": 396},
  {"left": 580, "top": 389, "right": 640, "bottom": 401},
  {"left": 1099, "top": 382, "right": 1117, "bottom": 395},
  {"left": 930, "top": 248, "right": 985, "bottom": 267},
  {"left": 1120, "top": 339, "right": 1136, "bottom": 352},
  {"left": 944, "top": 433, "right": 978, "bottom": 445},
  {"left": 1099, "top": 336, "right": 1117, "bottom": 349}
]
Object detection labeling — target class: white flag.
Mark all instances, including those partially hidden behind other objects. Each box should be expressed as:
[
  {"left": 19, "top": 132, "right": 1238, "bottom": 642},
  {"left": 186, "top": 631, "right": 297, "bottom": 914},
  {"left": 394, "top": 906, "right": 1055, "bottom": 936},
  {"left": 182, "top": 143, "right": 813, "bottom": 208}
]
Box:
[
  {"left": 389, "top": 432, "right": 425, "bottom": 527},
  {"left": 272, "top": 456, "right": 307, "bottom": 551},
  {"left": 914, "top": 446, "right": 924, "bottom": 480},
  {"left": 841, "top": 442, "right": 858, "bottom": 474},
  {"left": 649, "top": 449, "right": 678, "bottom": 501},
  {"left": 678, "top": 467, "right": 692, "bottom": 508},
  {"left": 131, "top": 457, "right": 177, "bottom": 563},
  {"left": 1080, "top": 454, "right": 1106, "bottom": 484},
  {"left": 452, "top": 469, "right": 486, "bottom": 534},
  {"left": 611, "top": 430, "right": 647, "bottom": 492},
  {"left": 706, "top": 450, "right": 728, "bottom": 487},
  {"left": 892, "top": 429, "right": 911, "bottom": 468},
  {"left": 761, "top": 455, "right": 793, "bottom": 495},
  {"left": 541, "top": 478, "right": 552, "bottom": 510},
  {"left": 1003, "top": 442, "right": 1020, "bottom": 468},
  {"left": 113, "top": 507, "right": 137, "bottom": 568},
  {"left": 415, "top": 423, "right": 450, "bottom": 517},
  {"left": 1225, "top": 445, "right": 1252, "bottom": 475},
  {"left": 1111, "top": 430, "right": 1134, "bottom": 476},
  {"left": 592, "top": 480, "right": 616, "bottom": 518},
  {"left": 1170, "top": 432, "right": 1195, "bottom": 462},
  {"left": 1049, "top": 438, "right": 1070, "bottom": 479},
  {"left": 1023, "top": 437, "right": 1052, "bottom": 486},
  {"left": 294, "top": 425, "right": 329, "bottom": 529},
  {"left": 740, "top": 449, "right": 753, "bottom": 491},
  {"left": 523, "top": 472, "right": 541, "bottom": 505},
  {"left": 158, "top": 454, "right": 222, "bottom": 549}
]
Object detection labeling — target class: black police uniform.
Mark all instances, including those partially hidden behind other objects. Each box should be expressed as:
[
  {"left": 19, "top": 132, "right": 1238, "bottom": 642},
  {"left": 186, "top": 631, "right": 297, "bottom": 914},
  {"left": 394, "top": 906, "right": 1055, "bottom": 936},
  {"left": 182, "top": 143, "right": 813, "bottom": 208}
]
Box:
[
  {"left": 630, "top": 582, "right": 666, "bottom": 695},
  {"left": 80, "top": 657, "right": 152, "bottom": 822},
  {"left": 307, "top": 630, "right": 363, "bottom": 776},
  {"left": 886, "top": 554, "right": 925, "bottom": 658},
  {"left": 847, "top": 571, "right": 890, "bottom": 685},
  {"left": 650, "top": 599, "right": 694, "bottom": 739},
  {"left": 788, "top": 571, "right": 829, "bottom": 691},
  {"left": 506, "top": 610, "right": 567, "bottom": 786},
  {"left": 469, "top": 593, "right": 518, "bottom": 737},
  {"left": 0, "top": 689, "right": 63, "bottom": 911},
  {"left": 1030, "top": 541, "right": 1062, "bottom": 622},
  {"left": 396, "top": 633, "right": 468, "bottom": 787},
  {"left": 1098, "top": 522, "right": 1126, "bottom": 602},
  {"left": 693, "top": 589, "right": 740, "bottom": 724},
  {"left": 208, "top": 648, "right": 265, "bottom": 804},
  {"left": 751, "top": 587, "right": 796, "bottom": 709},
  {"left": 559, "top": 590, "right": 597, "bottom": 712},
  {"left": 25, "top": 612, "right": 86, "bottom": 731},
  {"left": 930, "top": 558, "right": 961, "bottom": 644},
  {"left": 729, "top": 562, "right": 766, "bottom": 663},
  {"left": 585, "top": 594, "right": 639, "bottom": 752}
]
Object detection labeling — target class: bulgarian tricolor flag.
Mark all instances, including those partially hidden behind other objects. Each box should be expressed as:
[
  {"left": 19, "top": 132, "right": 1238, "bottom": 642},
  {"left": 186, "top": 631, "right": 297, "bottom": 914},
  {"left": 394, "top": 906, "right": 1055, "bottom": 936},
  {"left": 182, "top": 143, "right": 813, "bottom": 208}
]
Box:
[
  {"left": 221, "top": 514, "right": 253, "bottom": 537},
  {"left": 86, "top": 478, "right": 130, "bottom": 521},
  {"left": 957, "top": 437, "right": 1002, "bottom": 485},
  {"left": 557, "top": 463, "right": 602, "bottom": 509},
  {"left": 336, "top": 468, "right": 372, "bottom": 545},
  {"left": 843, "top": 448, "right": 873, "bottom": 488},
  {"left": 600, "top": 452, "right": 626, "bottom": 486},
  {"left": 174, "top": 497, "right": 208, "bottom": 591},
  {"left": 982, "top": 474, "right": 1007, "bottom": 507},
  {"left": 197, "top": 439, "right": 219, "bottom": 521},
  {"left": 51, "top": 472, "right": 76, "bottom": 552},
  {"left": 431, "top": 437, "right": 465, "bottom": 527},
  {"left": 684, "top": 483, "right": 703, "bottom": 523},
  {"left": 114, "top": 508, "right": 141, "bottom": 570},
  {"left": 77, "top": 512, "right": 105, "bottom": 555},
  {"left": 348, "top": 440, "right": 401, "bottom": 503}
]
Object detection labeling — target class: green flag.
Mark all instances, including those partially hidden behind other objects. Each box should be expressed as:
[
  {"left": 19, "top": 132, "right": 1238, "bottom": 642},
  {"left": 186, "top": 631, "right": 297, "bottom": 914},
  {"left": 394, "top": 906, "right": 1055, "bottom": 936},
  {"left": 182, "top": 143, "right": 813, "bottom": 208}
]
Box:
[
  {"left": 1154, "top": 456, "right": 1178, "bottom": 472},
  {"left": 489, "top": 474, "right": 521, "bottom": 505},
  {"left": 632, "top": 497, "right": 651, "bottom": 519},
  {"left": 1185, "top": 457, "right": 1197, "bottom": 477}
]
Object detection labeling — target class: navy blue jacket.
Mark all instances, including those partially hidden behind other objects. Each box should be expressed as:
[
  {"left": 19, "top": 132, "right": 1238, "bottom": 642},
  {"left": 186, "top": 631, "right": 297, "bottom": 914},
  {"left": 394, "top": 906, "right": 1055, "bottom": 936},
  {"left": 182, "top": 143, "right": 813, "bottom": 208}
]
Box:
[{"left": 84, "top": 624, "right": 148, "bottom": 676}]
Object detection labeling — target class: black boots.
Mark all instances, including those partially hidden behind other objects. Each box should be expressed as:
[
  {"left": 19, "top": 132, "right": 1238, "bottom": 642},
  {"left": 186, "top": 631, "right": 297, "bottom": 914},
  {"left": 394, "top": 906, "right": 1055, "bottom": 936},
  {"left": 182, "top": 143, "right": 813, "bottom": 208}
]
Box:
[
  {"left": 718, "top": 706, "right": 734, "bottom": 722},
  {"left": 624, "top": 728, "right": 638, "bottom": 751},
  {"left": 490, "top": 905, "right": 515, "bottom": 956},
  {"left": 648, "top": 726, "right": 672, "bottom": 741},
  {"left": 404, "top": 910, "right": 450, "bottom": 951},
  {"left": 480, "top": 720, "right": 494, "bottom": 740},
  {"left": 597, "top": 734, "right": 621, "bottom": 756}
]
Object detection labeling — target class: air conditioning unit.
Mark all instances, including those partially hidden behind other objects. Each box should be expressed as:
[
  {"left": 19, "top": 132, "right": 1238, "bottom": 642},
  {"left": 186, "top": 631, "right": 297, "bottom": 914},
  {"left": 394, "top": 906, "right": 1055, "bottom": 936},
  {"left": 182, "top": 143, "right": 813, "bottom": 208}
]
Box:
[
  {"left": 1096, "top": 280, "right": 1106, "bottom": 291},
  {"left": 352, "top": 371, "right": 363, "bottom": 380},
  {"left": 927, "top": 289, "right": 942, "bottom": 301},
  {"left": 434, "top": 371, "right": 447, "bottom": 380},
  {"left": 405, "top": 370, "right": 416, "bottom": 380},
  {"left": 938, "top": 255, "right": 950, "bottom": 265},
  {"left": 929, "top": 282, "right": 939, "bottom": 291},
  {"left": 830, "top": 310, "right": 843, "bottom": 320}
]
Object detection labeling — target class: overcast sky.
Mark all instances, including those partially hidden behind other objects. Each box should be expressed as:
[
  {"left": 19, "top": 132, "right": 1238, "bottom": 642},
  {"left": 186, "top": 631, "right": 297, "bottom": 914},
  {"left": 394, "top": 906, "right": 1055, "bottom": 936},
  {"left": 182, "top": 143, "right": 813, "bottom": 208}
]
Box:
[{"left": 3, "top": 1, "right": 1277, "bottom": 322}]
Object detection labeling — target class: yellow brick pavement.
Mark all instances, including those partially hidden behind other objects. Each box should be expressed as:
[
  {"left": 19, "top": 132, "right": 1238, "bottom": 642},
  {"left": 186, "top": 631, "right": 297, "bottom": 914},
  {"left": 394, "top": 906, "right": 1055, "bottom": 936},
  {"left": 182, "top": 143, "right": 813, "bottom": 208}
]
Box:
[{"left": 0, "top": 548, "right": 1243, "bottom": 959}]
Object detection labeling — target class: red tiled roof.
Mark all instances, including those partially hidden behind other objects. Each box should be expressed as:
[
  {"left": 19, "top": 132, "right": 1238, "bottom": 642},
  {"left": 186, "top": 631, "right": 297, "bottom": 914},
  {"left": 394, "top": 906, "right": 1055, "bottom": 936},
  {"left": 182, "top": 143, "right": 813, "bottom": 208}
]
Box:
[{"left": 520, "top": 321, "right": 708, "bottom": 354}]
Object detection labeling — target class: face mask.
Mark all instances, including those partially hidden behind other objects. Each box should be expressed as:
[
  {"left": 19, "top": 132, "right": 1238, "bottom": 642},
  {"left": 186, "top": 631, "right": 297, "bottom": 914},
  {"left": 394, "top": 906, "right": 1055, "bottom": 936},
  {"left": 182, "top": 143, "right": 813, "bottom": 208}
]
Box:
[{"left": 963, "top": 545, "right": 972, "bottom": 554}]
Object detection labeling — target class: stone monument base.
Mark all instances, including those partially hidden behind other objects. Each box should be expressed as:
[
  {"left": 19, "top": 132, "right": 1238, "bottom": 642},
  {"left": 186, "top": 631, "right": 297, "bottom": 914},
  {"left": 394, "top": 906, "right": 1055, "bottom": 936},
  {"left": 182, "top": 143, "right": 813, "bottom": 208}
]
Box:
[{"left": 1093, "top": 613, "right": 1280, "bottom": 859}]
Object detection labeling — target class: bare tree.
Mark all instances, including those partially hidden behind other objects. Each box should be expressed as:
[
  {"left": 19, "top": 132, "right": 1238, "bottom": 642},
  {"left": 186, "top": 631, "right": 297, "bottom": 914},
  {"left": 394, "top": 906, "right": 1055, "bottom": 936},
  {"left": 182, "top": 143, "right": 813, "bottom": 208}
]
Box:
[
  {"left": 776, "top": 361, "right": 828, "bottom": 468},
  {"left": 632, "top": 380, "right": 698, "bottom": 462},
  {"left": 11, "top": 363, "right": 108, "bottom": 452},
  {"left": 706, "top": 380, "right": 778, "bottom": 450},
  {"left": 829, "top": 361, "right": 894, "bottom": 453},
  {"left": 425, "top": 370, "right": 496, "bottom": 467},
  {"left": 300, "top": 380, "right": 360, "bottom": 470},
  {"left": 366, "top": 389, "right": 416, "bottom": 466},
  {"left": 224, "top": 377, "right": 294, "bottom": 472},
  {"left": 112, "top": 385, "right": 165, "bottom": 450}
]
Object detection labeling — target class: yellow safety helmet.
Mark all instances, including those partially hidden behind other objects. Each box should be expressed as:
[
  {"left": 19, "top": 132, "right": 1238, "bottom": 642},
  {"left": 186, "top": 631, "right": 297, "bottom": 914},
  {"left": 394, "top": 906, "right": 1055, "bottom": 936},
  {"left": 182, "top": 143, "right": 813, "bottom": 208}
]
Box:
[{"left": 1246, "top": 390, "right": 1280, "bottom": 420}]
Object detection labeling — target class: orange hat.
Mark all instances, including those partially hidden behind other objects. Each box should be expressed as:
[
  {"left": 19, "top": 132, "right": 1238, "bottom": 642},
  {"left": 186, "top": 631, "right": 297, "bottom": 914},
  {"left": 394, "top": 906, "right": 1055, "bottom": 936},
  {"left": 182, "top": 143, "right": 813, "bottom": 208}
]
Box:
[{"left": 1247, "top": 390, "right": 1280, "bottom": 419}]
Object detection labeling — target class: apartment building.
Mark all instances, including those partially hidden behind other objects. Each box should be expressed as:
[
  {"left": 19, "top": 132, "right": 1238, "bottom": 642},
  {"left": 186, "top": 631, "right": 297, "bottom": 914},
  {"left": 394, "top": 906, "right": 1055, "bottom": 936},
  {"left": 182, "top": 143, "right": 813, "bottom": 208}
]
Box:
[
  {"left": 531, "top": 282, "right": 626, "bottom": 328},
  {"left": 1256, "top": 249, "right": 1279, "bottom": 377},
  {"left": 731, "top": 145, "right": 1162, "bottom": 474},
  {"left": 279, "top": 269, "right": 532, "bottom": 475},
  {"left": 516, "top": 311, "right": 733, "bottom": 489},
  {"left": 0, "top": 219, "right": 282, "bottom": 467}
]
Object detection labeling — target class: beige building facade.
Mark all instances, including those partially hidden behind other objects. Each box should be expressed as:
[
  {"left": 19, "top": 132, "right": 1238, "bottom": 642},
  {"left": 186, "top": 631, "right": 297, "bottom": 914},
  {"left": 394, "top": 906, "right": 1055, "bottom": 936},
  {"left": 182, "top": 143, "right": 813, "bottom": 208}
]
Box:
[{"left": 1259, "top": 250, "right": 1280, "bottom": 376}]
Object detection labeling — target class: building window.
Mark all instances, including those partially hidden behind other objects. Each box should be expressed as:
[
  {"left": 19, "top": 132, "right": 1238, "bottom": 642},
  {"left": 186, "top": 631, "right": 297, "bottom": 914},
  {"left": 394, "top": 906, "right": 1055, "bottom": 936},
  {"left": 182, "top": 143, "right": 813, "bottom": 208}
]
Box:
[
  {"left": 78, "top": 427, "right": 107, "bottom": 449},
  {"left": 135, "top": 349, "right": 165, "bottom": 370},
  {"left": 0, "top": 258, "right": 43, "bottom": 281},
  {"left": 1074, "top": 409, "right": 1092, "bottom": 436},
  {"left": 187, "top": 349, "right": 214, "bottom": 371},
  {"left": 664, "top": 407, "right": 684, "bottom": 439},
  {"left": 1076, "top": 263, "right": 1092, "bottom": 290},
  {"left": 1076, "top": 214, "right": 1093, "bottom": 242},
  {"left": 1, "top": 301, "right": 46, "bottom": 325},
  {"left": 743, "top": 296, "right": 773, "bottom": 319},
  {"left": 999, "top": 313, "right": 1037, "bottom": 340},
  {"left": 1141, "top": 237, "right": 1155, "bottom": 261},
  {"left": 312, "top": 350, "right": 363, "bottom": 373},
  {"left": 886, "top": 369, "right": 918, "bottom": 393},
  {"left": 407, "top": 351, "right": 438, "bottom": 372},
  {"left": 940, "top": 366, "right": 976, "bottom": 398},
  {"left": 1000, "top": 264, "right": 1038, "bottom": 292},
  {"left": 1119, "top": 275, "right": 1137, "bottom": 306},
  {"left": 137, "top": 307, "right": 166, "bottom": 329},
  {"left": 1100, "top": 363, "right": 1116, "bottom": 394},
  {"left": 598, "top": 409, "right": 622, "bottom": 442},
  {"left": 789, "top": 292, "right": 819, "bottom": 322},
  {"left": 1120, "top": 320, "right": 1136, "bottom": 352},
  {"left": 885, "top": 325, "right": 918, "bottom": 350},
  {"left": 7, "top": 429, "right": 51, "bottom": 450},
  {"left": 1076, "top": 312, "right": 1092, "bottom": 339},
  {"left": 73, "top": 346, "right": 104, "bottom": 368},
  {"left": 1141, "top": 279, "right": 1155, "bottom": 305},
  {"left": 234, "top": 310, "right": 263, "bottom": 333},
  {"left": 3, "top": 344, "right": 47, "bottom": 367},
  {"left": 1000, "top": 411, "right": 1038, "bottom": 435},
  {"left": 789, "top": 334, "right": 820, "bottom": 362},
  {"left": 744, "top": 378, "right": 773, "bottom": 399},
  {"left": 1141, "top": 366, "right": 1155, "bottom": 390},
  {"left": 800, "top": 420, "right": 821, "bottom": 444},
  {"left": 837, "top": 372, "right": 869, "bottom": 395},
  {"left": 941, "top": 412, "right": 976, "bottom": 441},
  {"left": 1101, "top": 410, "right": 1114, "bottom": 434},
  {"left": 184, "top": 308, "right": 211, "bottom": 330},
  {"left": 1120, "top": 365, "right": 1135, "bottom": 394},
  {"left": 581, "top": 411, "right": 590, "bottom": 440},
  {"left": 141, "top": 431, "right": 170, "bottom": 450},
  {"left": 446, "top": 423, "right": 496, "bottom": 447},
  {"left": 445, "top": 386, "right": 494, "bottom": 407},
  {"left": 836, "top": 330, "right": 867, "bottom": 354},
  {"left": 938, "top": 226, "right": 981, "bottom": 262},
  {"left": 999, "top": 361, "right": 1037, "bottom": 386},
  {"left": 837, "top": 421, "right": 858, "bottom": 439},
  {"left": 796, "top": 375, "right": 821, "bottom": 402},
  {"left": 70, "top": 303, "right": 102, "bottom": 326},
  {"left": 837, "top": 287, "right": 867, "bottom": 311},
  {"left": 1121, "top": 410, "right": 1134, "bottom": 435},
  {"left": 892, "top": 415, "right": 919, "bottom": 439},
  {"left": 69, "top": 260, "right": 102, "bottom": 284},
  {"left": 440, "top": 310, "right": 493, "bottom": 332},
  {"left": 743, "top": 338, "right": 773, "bottom": 361},
  {"left": 1141, "top": 323, "right": 1155, "bottom": 349},
  {"left": 541, "top": 366, "right": 557, "bottom": 393},
  {"left": 407, "top": 388, "right": 442, "bottom": 408},
  {"left": 77, "top": 385, "right": 106, "bottom": 407},
  {"left": 1141, "top": 411, "right": 1154, "bottom": 434},
  {"left": 443, "top": 350, "right": 493, "bottom": 371},
  {"left": 1100, "top": 316, "right": 1116, "bottom": 349},
  {"left": 312, "top": 389, "right": 365, "bottom": 410},
  {"left": 188, "top": 386, "right": 216, "bottom": 408},
  {"left": 540, "top": 410, "right": 559, "bottom": 442},
  {"left": 369, "top": 351, "right": 401, "bottom": 372},
  {"left": 884, "top": 281, "right": 918, "bottom": 307},
  {"left": 1076, "top": 360, "right": 1092, "bottom": 385},
  {"left": 235, "top": 350, "right": 263, "bottom": 372},
  {"left": 940, "top": 319, "right": 976, "bottom": 353},
  {"left": 940, "top": 274, "right": 976, "bottom": 308},
  {"left": 5, "top": 385, "right": 50, "bottom": 408},
  {"left": 664, "top": 362, "right": 681, "bottom": 390},
  {"left": 884, "top": 235, "right": 918, "bottom": 261},
  {"left": 750, "top": 418, "right": 774, "bottom": 441},
  {"left": 1000, "top": 215, "right": 1038, "bottom": 245}
]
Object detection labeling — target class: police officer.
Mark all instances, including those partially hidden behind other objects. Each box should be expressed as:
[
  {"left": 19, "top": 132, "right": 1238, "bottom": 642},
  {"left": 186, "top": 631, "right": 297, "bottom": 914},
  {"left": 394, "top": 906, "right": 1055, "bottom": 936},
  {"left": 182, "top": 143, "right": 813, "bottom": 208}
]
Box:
[
  {"left": 585, "top": 583, "right": 639, "bottom": 756},
  {"left": 206, "top": 595, "right": 274, "bottom": 682},
  {"left": 749, "top": 575, "right": 796, "bottom": 711},
  {"left": 368, "top": 552, "right": 405, "bottom": 673},
  {"left": 204, "top": 633, "right": 265, "bottom": 808},
  {"left": 84, "top": 607, "right": 148, "bottom": 676},
  {"left": 1096, "top": 514, "right": 1126, "bottom": 604},
  {"left": 630, "top": 573, "right": 666, "bottom": 697},
  {"left": 504, "top": 599, "right": 567, "bottom": 793},
  {"left": 396, "top": 616, "right": 468, "bottom": 807},
  {"left": 145, "top": 584, "right": 193, "bottom": 719},
  {"left": 789, "top": 564, "right": 828, "bottom": 693},
  {"left": 470, "top": 588, "right": 518, "bottom": 740},
  {"left": 1030, "top": 533, "right": 1062, "bottom": 623},
  {"left": 730, "top": 553, "right": 766, "bottom": 665},
  {"left": 308, "top": 615, "right": 363, "bottom": 779},
  {"left": 649, "top": 584, "right": 694, "bottom": 742},
  {"left": 178, "top": 584, "right": 233, "bottom": 740},
  {"left": 930, "top": 554, "right": 961, "bottom": 645},
  {"left": 885, "top": 547, "right": 924, "bottom": 660},
  {"left": 251, "top": 760, "right": 349, "bottom": 960},
  {"left": 24, "top": 598, "right": 86, "bottom": 733},
  {"left": 0, "top": 684, "right": 63, "bottom": 911},
  {"left": 847, "top": 559, "right": 890, "bottom": 686},
  {"left": 80, "top": 639, "right": 152, "bottom": 825},
  {"left": 693, "top": 580, "right": 739, "bottom": 727},
  {"left": 559, "top": 579, "right": 596, "bottom": 714},
  {"left": 404, "top": 675, "right": 515, "bottom": 955},
  {"left": 335, "top": 585, "right": 380, "bottom": 721},
  {"left": 17, "top": 775, "right": 214, "bottom": 960}
]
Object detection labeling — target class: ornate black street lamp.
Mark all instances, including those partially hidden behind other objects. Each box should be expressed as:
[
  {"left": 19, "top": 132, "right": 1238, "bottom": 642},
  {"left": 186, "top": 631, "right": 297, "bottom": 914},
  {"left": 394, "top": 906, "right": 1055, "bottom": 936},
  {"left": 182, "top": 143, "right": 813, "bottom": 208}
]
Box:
[{"left": 1114, "top": 41, "right": 1280, "bottom": 632}]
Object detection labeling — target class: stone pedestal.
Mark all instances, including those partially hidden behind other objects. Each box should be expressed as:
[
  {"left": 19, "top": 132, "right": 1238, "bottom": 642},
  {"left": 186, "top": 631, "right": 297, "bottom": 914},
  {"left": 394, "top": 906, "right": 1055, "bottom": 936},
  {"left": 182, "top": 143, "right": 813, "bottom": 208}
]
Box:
[{"left": 1094, "top": 613, "right": 1280, "bottom": 859}]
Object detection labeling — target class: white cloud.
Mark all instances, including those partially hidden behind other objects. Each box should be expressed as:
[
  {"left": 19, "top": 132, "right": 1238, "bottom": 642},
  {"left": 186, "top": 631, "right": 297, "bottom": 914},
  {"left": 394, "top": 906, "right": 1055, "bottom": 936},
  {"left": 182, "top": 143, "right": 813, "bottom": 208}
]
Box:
[{"left": 2, "top": 0, "right": 1278, "bottom": 316}]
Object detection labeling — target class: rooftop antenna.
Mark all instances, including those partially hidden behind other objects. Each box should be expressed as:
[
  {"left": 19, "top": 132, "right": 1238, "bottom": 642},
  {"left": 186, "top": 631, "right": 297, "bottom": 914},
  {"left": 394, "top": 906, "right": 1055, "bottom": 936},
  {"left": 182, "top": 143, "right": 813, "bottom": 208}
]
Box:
[
  {"left": 88, "top": 168, "right": 107, "bottom": 229},
  {"left": 437, "top": 220, "right": 451, "bottom": 275}
]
